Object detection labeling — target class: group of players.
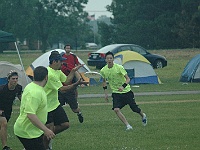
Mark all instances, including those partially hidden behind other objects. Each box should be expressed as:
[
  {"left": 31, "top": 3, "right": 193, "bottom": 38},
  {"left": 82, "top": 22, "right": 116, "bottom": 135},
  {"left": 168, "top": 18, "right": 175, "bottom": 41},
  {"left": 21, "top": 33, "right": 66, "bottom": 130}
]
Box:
[{"left": 0, "top": 45, "right": 147, "bottom": 150}]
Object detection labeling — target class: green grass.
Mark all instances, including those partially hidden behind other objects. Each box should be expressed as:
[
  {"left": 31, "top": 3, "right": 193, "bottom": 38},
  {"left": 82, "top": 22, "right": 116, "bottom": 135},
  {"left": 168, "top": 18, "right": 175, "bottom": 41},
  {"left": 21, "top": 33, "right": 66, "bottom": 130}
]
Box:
[
  {"left": 8, "top": 96, "right": 200, "bottom": 150},
  {"left": 1, "top": 49, "right": 200, "bottom": 149}
]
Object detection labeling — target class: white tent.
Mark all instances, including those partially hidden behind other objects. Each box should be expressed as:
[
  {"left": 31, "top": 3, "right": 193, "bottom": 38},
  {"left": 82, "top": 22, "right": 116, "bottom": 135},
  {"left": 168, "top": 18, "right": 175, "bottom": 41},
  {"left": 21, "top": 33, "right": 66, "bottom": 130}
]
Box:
[
  {"left": 26, "top": 49, "right": 91, "bottom": 82},
  {"left": 0, "top": 30, "right": 29, "bottom": 86},
  {"left": 0, "top": 61, "right": 32, "bottom": 89}
]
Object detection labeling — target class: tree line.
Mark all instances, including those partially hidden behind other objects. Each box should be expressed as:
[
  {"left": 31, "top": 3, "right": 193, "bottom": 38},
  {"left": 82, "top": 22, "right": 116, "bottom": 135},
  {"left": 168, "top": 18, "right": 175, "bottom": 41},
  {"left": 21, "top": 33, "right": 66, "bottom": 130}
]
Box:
[
  {"left": 0, "top": 0, "right": 199, "bottom": 52},
  {"left": 100, "top": 0, "right": 200, "bottom": 49}
]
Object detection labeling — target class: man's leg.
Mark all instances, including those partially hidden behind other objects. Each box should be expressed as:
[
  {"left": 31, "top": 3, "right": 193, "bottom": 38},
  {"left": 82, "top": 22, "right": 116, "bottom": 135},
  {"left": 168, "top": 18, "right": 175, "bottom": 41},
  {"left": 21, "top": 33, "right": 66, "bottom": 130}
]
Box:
[
  {"left": 114, "top": 108, "right": 133, "bottom": 130},
  {"left": 68, "top": 90, "right": 84, "bottom": 123},
  {"left": 54, "top": 122, "right": 69, "bottom": 134},
  {"left": 43, "top": 122, "right": 54, "bottom": 149},
  {"left": 53, "top": 105, "right": 70, "bottom": 134},
  {"left": 72, "top": 108, "right": 83, "bottom": 123},
  {"left": 0, "top": 117, "right": 8, "bottom": 148},
  {"left": 113, "top": 108, "right": 129, "bottom": 126}
]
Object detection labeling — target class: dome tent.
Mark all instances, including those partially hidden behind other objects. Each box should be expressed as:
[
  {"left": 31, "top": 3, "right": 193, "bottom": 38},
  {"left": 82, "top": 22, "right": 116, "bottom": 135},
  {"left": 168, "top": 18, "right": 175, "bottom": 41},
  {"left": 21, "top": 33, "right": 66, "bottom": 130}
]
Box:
[
  {"left": 180, "top": 54, "right": 200, "bottom": 82},
  {"left": 26, "top": 49, "right": 91, "bottom": 83},
  {"left": 114, "top": 51, "right": 161, "bottom": 85},
  {"left": 0, "top": 61, "right": 31, "bottom": 88},
  {"left": 0, "top": 30, "right": 30, "bottom": 88}
]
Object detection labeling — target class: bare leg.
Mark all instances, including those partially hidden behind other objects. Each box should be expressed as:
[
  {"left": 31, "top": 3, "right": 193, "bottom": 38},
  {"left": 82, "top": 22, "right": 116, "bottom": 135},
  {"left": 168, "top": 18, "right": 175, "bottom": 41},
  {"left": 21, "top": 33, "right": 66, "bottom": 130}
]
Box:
[
  {"left": 54, "top": 122, "right": 69, "bottom": 135},
  {"left": 72, "top": 108, "right": 80, "bottom": 113},
  {"left": 0, "top": 117, "right": 8, "bottom": 148},
  {"left": 114, "top": 108, "right": 129, "bottom": 126},
  {"left": 139, "top": 111, "right": 145, "bottom": 117}
]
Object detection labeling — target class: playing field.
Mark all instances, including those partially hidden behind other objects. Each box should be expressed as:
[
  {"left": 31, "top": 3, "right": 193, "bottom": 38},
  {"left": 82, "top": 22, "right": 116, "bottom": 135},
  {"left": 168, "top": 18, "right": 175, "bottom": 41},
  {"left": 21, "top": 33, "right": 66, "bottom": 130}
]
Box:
[{"left": 1, "top": 48, "right": 200, "bottom": 149}]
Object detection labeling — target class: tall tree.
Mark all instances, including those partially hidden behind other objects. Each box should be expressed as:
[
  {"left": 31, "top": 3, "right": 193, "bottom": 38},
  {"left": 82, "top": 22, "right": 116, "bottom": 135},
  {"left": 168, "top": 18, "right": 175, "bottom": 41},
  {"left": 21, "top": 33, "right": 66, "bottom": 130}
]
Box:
[
  {"left": 106, "top": 0, "right": 200, "bottom": 49},
  {"left": 0, "top": 0, "right": 89, "bottom": 52}
]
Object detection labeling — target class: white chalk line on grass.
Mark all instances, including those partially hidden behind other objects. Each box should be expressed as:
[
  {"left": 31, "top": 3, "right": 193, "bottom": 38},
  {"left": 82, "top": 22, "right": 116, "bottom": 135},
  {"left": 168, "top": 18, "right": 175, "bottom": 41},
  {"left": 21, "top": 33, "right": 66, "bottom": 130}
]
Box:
[
  {"left": 12, "top": 99, "right": 200, "bottom": 110},
  {"left": 79, "top": 99, "right": 200, "bottom": 106}
]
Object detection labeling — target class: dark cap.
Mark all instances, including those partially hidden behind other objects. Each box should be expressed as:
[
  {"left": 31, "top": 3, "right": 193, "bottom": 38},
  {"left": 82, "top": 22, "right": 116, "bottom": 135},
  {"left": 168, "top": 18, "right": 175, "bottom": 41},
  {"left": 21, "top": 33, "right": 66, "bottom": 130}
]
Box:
[{"left": 49, "top": 51, "right": 66, "bottom": 62}]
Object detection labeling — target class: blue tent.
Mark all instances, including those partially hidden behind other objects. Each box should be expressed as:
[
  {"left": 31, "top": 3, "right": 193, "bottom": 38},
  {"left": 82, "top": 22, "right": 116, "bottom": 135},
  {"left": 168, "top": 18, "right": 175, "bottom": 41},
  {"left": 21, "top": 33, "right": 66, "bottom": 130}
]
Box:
[{"left": 180, "top": 54, "right": 200, "bottom": 82}]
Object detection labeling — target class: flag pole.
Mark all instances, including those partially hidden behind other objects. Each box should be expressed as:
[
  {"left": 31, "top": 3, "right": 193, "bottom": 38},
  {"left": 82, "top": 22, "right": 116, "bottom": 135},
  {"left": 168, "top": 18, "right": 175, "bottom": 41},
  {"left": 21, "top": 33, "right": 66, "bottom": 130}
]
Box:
[{"left": 93, "top": 14, "right": 95, "bottom": 43}]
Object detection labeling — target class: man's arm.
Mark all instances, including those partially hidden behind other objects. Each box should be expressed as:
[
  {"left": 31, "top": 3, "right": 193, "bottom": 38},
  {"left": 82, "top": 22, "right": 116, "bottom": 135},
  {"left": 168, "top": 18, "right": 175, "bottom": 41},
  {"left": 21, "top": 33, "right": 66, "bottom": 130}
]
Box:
[
  {"left": 102, "top": 78, "right": 109, "bottom": 102},
  {"left": 59, "top": 78, "right": 88, "bottom": 93},
  {"left": 27, "top": 113, "right": 55, "bottom": 139},
  {"left": 118, "top": 74, "right": 130, "bottom": 92},
  {"left": 63, "top": 64, "right": 84, "bottom": 85}
]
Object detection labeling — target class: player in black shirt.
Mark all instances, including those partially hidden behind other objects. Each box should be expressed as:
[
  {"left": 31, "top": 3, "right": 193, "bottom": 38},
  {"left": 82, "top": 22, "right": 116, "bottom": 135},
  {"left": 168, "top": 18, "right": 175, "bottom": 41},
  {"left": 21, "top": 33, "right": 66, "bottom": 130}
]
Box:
[{"left": 0, "top": 71, "right": 22, "bottom": 150}]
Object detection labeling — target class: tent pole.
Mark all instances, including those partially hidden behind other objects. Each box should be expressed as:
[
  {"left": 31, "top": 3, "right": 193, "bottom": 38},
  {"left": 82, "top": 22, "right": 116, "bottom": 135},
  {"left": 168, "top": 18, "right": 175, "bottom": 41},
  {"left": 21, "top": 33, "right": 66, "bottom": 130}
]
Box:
[{"left": 14, "top": 42, "right": 29, "bottom": 84}]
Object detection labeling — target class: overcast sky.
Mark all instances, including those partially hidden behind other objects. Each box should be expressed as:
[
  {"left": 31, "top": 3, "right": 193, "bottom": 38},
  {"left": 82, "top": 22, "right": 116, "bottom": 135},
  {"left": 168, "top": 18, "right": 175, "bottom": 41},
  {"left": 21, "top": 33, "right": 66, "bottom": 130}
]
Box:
[{"left": 84, "top": 0, "right": 112, "bottom": 19}]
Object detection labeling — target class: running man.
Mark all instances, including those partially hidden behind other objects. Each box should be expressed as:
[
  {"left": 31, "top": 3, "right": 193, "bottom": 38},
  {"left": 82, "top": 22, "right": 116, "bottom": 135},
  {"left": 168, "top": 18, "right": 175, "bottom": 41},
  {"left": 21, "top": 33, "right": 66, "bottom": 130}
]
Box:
[
  {"left": 100, "top": 51, "right": 147, "bottom": 130},
  {"left": 14, "top": 66, "right": 55, "bottom": 150},
  {"left": 43, "top": 51, "right": 87, "bottom": 149},
  {"left": 59, "top": 44, "right": 84, "bottom": 123}
]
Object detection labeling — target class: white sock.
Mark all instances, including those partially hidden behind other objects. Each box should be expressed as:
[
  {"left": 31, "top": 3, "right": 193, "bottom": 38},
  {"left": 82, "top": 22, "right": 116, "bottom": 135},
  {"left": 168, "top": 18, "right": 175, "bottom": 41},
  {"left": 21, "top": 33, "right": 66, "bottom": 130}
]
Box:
[{"left": 127, "top": 124, "right": 132, "bottom": 128}]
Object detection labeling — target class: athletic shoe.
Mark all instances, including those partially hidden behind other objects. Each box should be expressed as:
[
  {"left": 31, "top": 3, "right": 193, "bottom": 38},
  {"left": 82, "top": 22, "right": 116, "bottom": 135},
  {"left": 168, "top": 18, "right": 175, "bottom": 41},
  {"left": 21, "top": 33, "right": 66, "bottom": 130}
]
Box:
[
  {"left": 2, "top": 146, "right": 12, "bottom": 150},
  {"left": 77, "top": 113, "right": 84, "bottom": 123},
  {"left": 48, "top": 139, "right": 53, "bottom": 150},
  {"left": 142, "top": 113, "right": 147, "bottom": 126},
  {"left": 126, "top": 124, "right": 133, "bottom": 130}
]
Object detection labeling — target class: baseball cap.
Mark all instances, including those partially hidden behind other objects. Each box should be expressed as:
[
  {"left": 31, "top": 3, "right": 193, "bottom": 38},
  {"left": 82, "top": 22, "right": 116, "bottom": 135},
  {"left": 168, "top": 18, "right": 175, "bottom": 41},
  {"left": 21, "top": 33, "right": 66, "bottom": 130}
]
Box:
[{"left": 49, "top": 51, "right": 66, "bottom": 62}]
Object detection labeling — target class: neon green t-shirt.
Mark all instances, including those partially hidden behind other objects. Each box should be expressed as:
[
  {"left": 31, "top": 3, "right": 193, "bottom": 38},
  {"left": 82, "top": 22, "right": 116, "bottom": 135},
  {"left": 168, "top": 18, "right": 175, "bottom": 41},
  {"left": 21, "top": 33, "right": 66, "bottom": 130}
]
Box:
[
  {"left": 44, "top": 67, "right": 67, "bottom": 112},
  {"left": 100, "top": 63, "right": 131, "bottom": 93},
  {"left": 14, "top": 82, "right": 47, "bottom": 138}
]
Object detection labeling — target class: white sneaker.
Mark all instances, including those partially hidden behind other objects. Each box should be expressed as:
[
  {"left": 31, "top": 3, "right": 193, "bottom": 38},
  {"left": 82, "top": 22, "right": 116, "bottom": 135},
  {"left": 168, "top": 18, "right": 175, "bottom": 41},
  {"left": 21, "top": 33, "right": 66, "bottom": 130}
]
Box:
[
  {"left": 142, "top": 113, "right": 147, "bottom": 126},
  {"left": 126, "top": 124, "right": 133, "bottom": 130}
]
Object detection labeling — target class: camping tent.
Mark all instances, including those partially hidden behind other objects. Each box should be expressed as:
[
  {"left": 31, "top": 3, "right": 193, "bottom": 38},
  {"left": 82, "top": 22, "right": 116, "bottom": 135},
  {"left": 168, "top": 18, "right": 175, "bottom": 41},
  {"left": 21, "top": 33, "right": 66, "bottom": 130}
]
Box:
[
  {"left": 114, "top": 51, "right": 161, "bottom": 85},
  {"left": 180, "top": 54, "right": 200, "bottom": 82},
  {"left": 0, "top": 30, "right": 29, "bottom": 86},
  {"left": 0, "top": 61, "right": 32, "bottom": 88},
  {"left": 26, "top": 49, "right": 91, "bottom": 82}
]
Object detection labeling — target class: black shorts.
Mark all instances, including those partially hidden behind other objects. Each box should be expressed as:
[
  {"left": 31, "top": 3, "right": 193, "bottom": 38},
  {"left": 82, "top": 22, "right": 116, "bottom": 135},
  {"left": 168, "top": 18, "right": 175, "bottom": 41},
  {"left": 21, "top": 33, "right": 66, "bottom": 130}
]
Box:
[
  {"left": 0, "top": 110, "right": 12, "bottom": 122},
  {"left": 17, "top": 135, "right": 45, "bottom": 150},
  {"left": 112, "top": 91, "right": 141, "bottom": 113},
  {"left": 46, "top": 105, "right": 69, "bottom": 126},
  {"left": 58, "top": 90, "right": 78, "bottom": 109}
]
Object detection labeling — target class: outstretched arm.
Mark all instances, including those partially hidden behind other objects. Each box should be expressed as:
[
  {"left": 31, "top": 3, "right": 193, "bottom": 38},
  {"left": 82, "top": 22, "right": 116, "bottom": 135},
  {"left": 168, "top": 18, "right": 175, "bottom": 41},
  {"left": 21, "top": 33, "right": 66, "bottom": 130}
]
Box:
[
  {"left": 63, "top": 64, "right": 84, "bottom": 85},
  {"left": 59, "top": 78, "right": 89, "bottom": 93}
]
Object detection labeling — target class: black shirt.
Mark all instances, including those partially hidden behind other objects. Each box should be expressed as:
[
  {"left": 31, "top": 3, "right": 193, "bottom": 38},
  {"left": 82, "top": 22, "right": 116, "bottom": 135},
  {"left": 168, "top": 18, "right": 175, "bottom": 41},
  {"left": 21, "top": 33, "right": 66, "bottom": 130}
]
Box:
[{"left": 0, "top": 83, "right": 22, "bottom": 111}]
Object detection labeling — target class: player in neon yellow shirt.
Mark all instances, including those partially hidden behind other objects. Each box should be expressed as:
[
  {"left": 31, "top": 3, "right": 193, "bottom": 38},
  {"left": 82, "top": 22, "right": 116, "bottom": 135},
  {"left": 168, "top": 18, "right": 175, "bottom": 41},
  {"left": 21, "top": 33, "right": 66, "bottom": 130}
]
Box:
[
  {"left": 14, "top": 66, "right": 55, "bottom": 150},
  {"left": 43, "top": 51, "right": 87, "bottom": 149},
  {"left": 100, "top": 51, "right": 147, "bottom": 130}
]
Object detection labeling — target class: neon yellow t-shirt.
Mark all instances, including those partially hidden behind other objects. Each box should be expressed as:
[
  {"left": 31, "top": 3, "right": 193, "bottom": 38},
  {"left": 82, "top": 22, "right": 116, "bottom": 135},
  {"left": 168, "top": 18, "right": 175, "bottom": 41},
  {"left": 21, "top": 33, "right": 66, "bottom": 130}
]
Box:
[
  {"left": 14, "top": 82, "right": 47, "bottom": 138},
  {"left": 44, "top": 67, "right": 67, "bottom": 112},
  {"left": 100, "top": 63, "right": 131, "bottom": 93}
]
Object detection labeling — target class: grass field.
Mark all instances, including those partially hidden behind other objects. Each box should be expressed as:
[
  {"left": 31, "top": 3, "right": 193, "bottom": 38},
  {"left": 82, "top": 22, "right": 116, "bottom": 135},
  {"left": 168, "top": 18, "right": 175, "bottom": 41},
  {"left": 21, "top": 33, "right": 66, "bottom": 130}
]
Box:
[{"left": 1, "top": 49, "right": 200, "bottom": 150}]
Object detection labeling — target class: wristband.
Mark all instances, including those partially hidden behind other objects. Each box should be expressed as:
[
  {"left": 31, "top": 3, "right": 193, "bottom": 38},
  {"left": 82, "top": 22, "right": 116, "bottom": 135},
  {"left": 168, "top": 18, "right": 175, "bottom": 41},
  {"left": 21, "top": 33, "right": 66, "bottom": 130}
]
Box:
[
  {"left": 103, "top": 86, "right": 107, "bottom": 90},
  {"left": 122, "top": 83, "right": 127, "bottom": 88}
]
